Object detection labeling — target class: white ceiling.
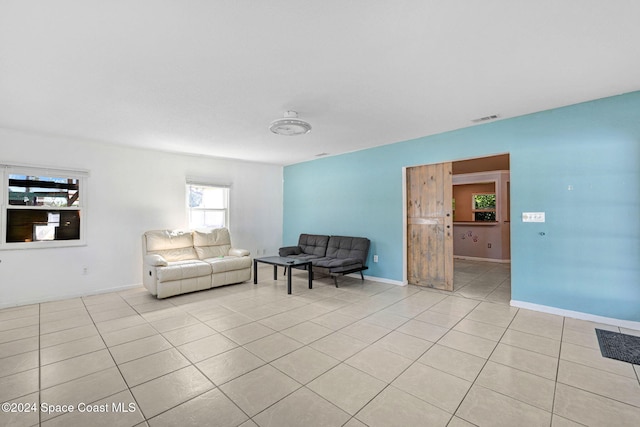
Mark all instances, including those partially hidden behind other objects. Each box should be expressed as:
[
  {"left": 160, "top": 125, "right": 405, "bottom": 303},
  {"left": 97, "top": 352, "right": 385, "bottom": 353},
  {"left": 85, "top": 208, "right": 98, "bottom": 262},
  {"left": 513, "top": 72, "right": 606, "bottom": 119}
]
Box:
[{"left": 1, "top": 1, "right": 639, "bottom": 166}]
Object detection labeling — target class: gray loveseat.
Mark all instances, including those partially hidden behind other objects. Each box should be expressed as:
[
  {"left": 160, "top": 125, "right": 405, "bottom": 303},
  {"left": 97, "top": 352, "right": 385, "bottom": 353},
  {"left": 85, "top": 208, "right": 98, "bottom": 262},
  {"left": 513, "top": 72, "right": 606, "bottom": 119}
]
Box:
[{"left": 279, "top": 234, "right": 370, "bottom": 286}]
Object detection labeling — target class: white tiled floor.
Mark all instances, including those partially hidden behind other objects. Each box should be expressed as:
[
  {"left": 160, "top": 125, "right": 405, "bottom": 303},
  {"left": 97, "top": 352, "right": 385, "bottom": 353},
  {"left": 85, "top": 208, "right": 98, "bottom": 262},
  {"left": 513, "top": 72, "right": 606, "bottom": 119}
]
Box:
[{"left": 1, "top": 260, "right": 639, "bottom": 426}]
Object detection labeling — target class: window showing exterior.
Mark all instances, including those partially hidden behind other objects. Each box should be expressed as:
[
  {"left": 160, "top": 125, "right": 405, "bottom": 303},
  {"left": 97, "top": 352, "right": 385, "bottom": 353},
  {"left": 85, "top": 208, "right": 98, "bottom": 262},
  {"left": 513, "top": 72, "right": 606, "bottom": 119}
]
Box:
[
  {"left": 1, "top": 165, "right": 87, "bottom": 249},
  {"left": 472, "top": 193, "right": 496, "bottom": 221},
  {"left": 187, "top": 183, "right": 229, "bottom": 229}
]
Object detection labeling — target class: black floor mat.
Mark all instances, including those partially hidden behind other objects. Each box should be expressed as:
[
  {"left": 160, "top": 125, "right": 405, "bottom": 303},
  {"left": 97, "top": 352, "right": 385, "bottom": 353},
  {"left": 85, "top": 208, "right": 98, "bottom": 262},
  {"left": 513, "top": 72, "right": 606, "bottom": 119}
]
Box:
[{"left": 595, "top": 329, "right": 640, "bottom": 365}]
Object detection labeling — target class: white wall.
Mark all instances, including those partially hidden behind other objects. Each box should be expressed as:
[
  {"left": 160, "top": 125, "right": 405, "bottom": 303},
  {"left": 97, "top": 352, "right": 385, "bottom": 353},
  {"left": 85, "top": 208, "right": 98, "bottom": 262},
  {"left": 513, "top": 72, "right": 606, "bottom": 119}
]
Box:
[{"left": 0, "top": 128, "right": 283, "bottom": 307}]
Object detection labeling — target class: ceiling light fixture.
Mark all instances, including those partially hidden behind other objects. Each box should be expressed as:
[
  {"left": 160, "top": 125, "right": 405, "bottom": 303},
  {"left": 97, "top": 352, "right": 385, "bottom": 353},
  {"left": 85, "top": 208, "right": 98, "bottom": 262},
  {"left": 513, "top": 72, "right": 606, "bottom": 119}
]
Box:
[{"left": 269, "top": 111, "right": 312, "bottom": 136}]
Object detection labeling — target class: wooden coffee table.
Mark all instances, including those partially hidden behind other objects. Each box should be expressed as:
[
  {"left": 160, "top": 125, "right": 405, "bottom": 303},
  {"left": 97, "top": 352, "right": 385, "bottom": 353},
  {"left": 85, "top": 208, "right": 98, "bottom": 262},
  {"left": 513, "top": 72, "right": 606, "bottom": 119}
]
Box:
[{"left": 253, "top": 256, "right": 312, "bottom": 294}]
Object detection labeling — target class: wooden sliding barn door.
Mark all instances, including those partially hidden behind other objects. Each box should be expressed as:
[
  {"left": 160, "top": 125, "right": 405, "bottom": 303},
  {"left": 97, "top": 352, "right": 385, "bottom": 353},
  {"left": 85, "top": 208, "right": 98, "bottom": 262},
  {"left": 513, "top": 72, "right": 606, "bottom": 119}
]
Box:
[{"left": 406, "top": 162, "right": 453, "bottom": 290}]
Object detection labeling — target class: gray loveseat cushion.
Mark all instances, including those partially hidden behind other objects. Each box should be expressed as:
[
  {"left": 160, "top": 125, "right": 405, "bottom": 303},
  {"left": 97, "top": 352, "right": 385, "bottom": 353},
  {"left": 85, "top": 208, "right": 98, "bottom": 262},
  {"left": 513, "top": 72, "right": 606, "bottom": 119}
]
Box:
[
  {"left": 325, "top": 236, "right": 370, "bottom": 264},
  {"left": 299, "top": 234, "right": 330, "bottom": 256},
  {"left": 279, "top": 234, "right": 329, "bottom": 260},
  {"left": 312, "top": 236, "right": 370, "bottom": 272},
  {"left": 314, "top": 257, "right": 362, "bottom": 268}
]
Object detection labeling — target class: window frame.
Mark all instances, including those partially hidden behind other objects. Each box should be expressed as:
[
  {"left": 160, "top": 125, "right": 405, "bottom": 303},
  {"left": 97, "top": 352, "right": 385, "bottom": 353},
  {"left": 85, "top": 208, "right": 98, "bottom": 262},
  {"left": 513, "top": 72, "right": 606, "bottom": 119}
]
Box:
[
  {"left": 471, "top": 192, "right": 497, "bottom": 222},
  {"left": 1, "top": 164, "right": 88, "bottom": 250},
  {"left": 186, "top": 181, "right": 230, "bottom": 230}
]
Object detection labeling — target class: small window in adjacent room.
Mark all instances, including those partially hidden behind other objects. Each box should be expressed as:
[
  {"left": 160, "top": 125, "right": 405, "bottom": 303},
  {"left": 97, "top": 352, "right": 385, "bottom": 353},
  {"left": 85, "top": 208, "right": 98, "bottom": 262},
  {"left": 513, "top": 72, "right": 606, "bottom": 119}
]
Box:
[
  {"left": 472, "top": 193, "right": 496, "bottom": 221},
  {"left": 1, "top": 165, "right": 87, "bottom": 249},
  {"left": 186, "top": 183, "right": 229, "bottom": 229}
]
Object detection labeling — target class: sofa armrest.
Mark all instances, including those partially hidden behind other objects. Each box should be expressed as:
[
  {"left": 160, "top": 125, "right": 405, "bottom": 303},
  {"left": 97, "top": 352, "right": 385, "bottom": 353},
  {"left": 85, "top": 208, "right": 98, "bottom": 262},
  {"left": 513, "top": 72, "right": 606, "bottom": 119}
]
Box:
[
  {"left": 279, "top": 246, "right": 302, "bottom": 257},
  {"left": 229, "top": 248, "right": 250, "bottom": 257},
  {"left": 144, "top": 254, "right": 168, "bottom": 267}
]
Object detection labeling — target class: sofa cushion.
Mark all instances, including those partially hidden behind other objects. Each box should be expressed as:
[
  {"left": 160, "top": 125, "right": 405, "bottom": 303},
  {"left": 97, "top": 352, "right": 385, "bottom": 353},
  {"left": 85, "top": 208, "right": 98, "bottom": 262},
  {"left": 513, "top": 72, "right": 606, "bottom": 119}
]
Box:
[
  {"left": 298, "top": 234, "right": 330, "bottom": 256},
  {"left": 193, "top": 228, "right": 232, "bottom": 259},
  {"left": 205, "top": 256, "right": 253, "bottom": 273},
  {"left": 313, "top": 257, "right": 362, "bottom": 269},
  {"left": 156, "top": 247, "right": 199, "bottom": 262},
  {"left": 156, "top": 260, "right": 212, "bottom": 282},
  {"left": 326, "top": 236, "right": 370, "bottom": 264},
  {"left": 287, "top": 253, "right": 324, "bottom": 262},
  {"left": 145, "top": 230, "right": 198, "bottom": 262}
]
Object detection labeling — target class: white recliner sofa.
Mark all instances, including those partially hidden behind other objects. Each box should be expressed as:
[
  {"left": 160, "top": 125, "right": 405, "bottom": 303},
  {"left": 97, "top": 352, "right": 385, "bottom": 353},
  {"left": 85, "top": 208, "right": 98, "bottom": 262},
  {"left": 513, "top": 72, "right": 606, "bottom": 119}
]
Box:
[{"left": 142, "top": 228, "right": 251, "bottom": 298}]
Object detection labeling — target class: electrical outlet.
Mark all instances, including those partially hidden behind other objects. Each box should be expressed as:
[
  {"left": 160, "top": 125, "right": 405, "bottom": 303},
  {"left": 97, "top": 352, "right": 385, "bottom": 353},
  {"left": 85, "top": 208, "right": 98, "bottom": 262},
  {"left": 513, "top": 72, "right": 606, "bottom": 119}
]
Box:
[
  {"left": 373, "top": 255, "right": 379, "bottom": 263},
  {"left": 487, "top": 243, "right": 492, "bottom": 248},
  {"left": 82, "top": 267, "right": 88, "bottom": 275}
]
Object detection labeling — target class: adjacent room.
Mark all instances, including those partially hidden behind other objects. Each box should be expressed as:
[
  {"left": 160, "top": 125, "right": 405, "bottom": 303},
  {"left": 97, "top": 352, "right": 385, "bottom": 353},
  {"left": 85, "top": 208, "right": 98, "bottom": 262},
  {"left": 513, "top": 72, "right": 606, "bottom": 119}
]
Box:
[{"left": 1, "top": 1, "right": 639, "bottom": 426}]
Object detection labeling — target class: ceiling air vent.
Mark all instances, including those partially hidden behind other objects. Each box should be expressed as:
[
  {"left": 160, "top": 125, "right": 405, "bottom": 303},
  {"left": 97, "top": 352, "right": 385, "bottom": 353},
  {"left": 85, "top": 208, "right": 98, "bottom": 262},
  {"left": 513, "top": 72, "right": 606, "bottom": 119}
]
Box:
[{"left": 471, "top": 114, "right": 500, "bottom": 123}]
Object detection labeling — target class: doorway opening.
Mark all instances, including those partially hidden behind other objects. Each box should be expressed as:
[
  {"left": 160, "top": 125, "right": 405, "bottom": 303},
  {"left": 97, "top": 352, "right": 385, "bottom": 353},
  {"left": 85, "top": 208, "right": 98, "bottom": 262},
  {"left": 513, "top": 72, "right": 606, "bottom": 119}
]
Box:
[{"left": 404, "top": 154, "right": 511, "bottom": 302}]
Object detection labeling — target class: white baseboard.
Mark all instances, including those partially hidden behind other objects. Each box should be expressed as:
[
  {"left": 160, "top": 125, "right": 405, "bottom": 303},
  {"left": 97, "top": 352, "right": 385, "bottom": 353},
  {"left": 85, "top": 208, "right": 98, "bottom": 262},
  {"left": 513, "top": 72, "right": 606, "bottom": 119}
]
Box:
[
  {"left": 0, "top": 283, "right": 143, "bottom": 310},
  {"left": 454, "top": 255, "right": 511, "bottom": 263},
  {"left": 511, "top": 300, "right": 640, "bottom": 331},
  {"left": 362, "top": 274, "right": 406, "bottom": 286}
]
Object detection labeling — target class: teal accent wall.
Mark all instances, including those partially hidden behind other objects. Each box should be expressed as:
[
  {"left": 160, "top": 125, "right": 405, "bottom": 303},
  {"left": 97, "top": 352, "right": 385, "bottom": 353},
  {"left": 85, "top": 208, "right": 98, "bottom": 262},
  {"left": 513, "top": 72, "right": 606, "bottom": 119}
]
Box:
[{"left": 283, "top": 91, "right": 640, "bottom": 321}]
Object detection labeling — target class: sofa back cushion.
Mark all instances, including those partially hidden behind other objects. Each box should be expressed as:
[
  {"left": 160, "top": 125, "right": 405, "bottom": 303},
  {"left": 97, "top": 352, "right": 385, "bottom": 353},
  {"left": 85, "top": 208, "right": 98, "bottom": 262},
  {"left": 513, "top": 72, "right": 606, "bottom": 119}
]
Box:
[
  {"left": 144, "top": 230, "right": 197, "bottom": 262},
  {"left": 298, "top": 234, "right": 330, "bottom": 256},
  {"left": 193, "top": 228, "right": 232, "bottom": 259},
  {"left": 326, "top": 236, "right": 370, "bottom": 264}
]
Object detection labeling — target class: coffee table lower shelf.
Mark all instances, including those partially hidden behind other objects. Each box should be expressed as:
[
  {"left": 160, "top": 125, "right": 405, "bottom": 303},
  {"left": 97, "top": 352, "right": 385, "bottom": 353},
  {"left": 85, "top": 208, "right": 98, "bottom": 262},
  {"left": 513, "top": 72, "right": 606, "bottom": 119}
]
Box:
[{"left": 253, "top": 256, "right": 313, "bottom": 295}]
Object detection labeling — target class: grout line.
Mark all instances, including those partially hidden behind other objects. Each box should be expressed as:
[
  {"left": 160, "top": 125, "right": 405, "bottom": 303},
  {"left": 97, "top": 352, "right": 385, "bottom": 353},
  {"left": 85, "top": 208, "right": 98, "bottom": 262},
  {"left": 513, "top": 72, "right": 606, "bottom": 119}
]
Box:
[{"left": 550, "top": 316, "right": 564, "bottom": 426}]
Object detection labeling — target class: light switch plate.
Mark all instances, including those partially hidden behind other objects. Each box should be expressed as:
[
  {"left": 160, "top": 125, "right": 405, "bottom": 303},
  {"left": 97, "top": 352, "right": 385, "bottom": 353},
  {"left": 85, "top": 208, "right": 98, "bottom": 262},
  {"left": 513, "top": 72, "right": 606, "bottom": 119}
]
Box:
[{"left": 522, "top": 212, "right": 545, "bottom": 222}]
